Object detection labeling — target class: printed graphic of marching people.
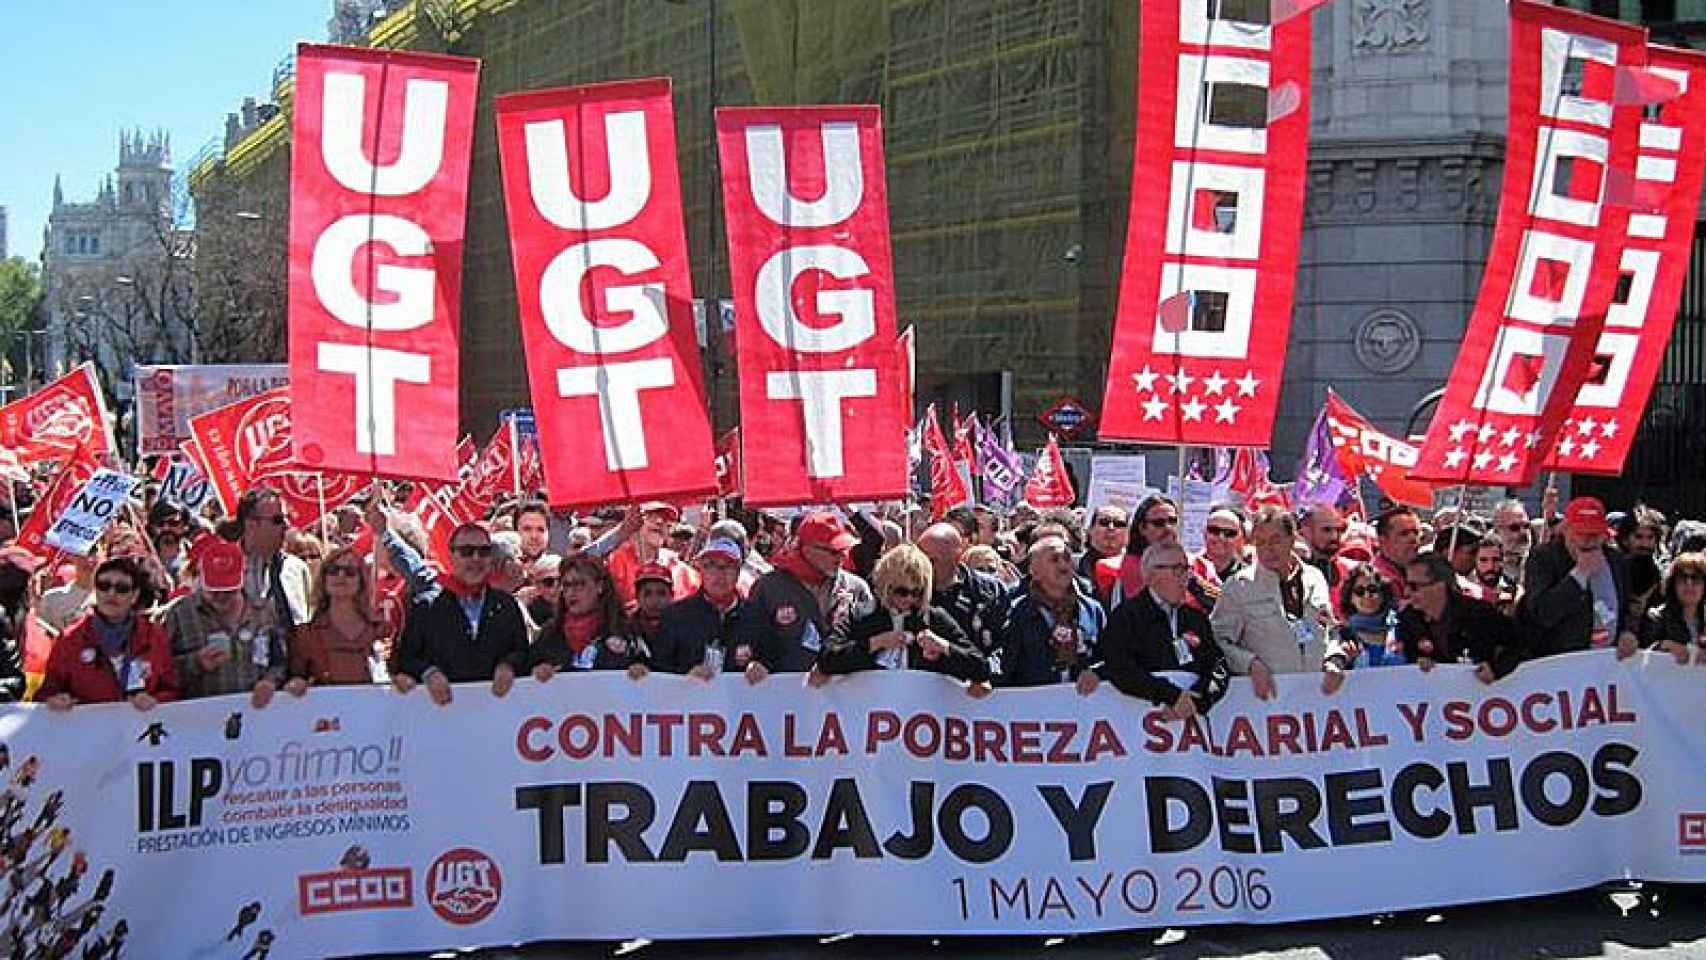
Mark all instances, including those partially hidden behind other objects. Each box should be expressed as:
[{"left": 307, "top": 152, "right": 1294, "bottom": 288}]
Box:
[{"left": 2, "top": 0, "right": 1705, "bottom": 957}]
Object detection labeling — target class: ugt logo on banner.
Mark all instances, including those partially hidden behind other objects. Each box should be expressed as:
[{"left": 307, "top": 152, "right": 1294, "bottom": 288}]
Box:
[
  {"left": 716, "top": 105, "right": 909, "bottom": 506},
  {"left": 495, "top": 78, "right": 718, "bottom": 508},
  {"left": 287, "top": 44, "right": 480, "bottom": 482}
]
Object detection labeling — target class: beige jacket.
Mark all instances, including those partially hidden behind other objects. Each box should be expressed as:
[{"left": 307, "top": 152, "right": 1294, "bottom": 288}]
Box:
[{"left": 1209, "top": 560, "right": 1346, "bottom": 675}]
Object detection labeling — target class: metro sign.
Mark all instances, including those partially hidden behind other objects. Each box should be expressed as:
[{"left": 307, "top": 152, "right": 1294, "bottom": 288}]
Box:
[{"left": 1038, "top": 398, "right": 1093, "bottom": 438}]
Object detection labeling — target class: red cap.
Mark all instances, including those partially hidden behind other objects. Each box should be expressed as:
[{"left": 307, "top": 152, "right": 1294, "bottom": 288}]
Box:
[
  {"left": 1564, "top": 497, "right": 1607, "bottom": 536},
  {"left": 199, "top": 538, "right": 246, "bottom": 592},
  {"left": 634, "top": 562, "right": 673, "bottom": 587},
  {"left": 797, "top": 511, "right": 858, "bottom": 551},
  {"left": 638, "top": 501, "right": 681, "bottom": 522}
]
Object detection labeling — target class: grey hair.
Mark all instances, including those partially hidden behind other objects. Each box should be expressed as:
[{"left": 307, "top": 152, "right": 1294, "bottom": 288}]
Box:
[{"left": 1141, "top": 541, "right": 1187, "bottom": 572}]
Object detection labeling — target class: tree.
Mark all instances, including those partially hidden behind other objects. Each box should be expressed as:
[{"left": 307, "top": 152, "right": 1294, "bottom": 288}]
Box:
[{"left": 0, "top": 258, "right": 43, "bottom": 388}]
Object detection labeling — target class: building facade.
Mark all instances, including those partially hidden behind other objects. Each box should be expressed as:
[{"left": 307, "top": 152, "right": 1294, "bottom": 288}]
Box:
[
  {"left": 40, "top": 130, "right": 195, "bottom": 407},
  {"left": 188, "top": 0, "right": 1706, "bottom": 513}
]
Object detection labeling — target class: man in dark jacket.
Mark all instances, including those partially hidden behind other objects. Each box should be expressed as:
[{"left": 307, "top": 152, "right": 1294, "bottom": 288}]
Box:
[
  {"left": 916, "top": 522, "right": 1008, "bottom": 658},
  {"left": 1400, "top": 553, "right": 1525, "bottom": 680},
  {"left": 1519, "top": 496, "right": 1636, "bottom": 658},
  {"left": 737, "top": 512, "right": 875, "bottom": 680},
  {"left": 393, "top": 522, "right": 529, "bottom": 705},
  {"left": 1097, "top": 543, "right": 1229, "bottom": 717},
  {"left": 995, "top": 536, "right": 1105, "bottom": 690},
  {"left": 653, "top": 538, "right": 748, "bottom": 676}
]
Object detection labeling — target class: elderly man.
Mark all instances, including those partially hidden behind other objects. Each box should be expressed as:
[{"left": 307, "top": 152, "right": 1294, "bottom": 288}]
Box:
[
  {"left": 1210, "top": 506, "right": 1347, "bottom": 699},
  {"left": 916, "top": 522, "right": 1008, "bottom": 658},
  {"left": 737, "top": 511, "right": 875, "bottom": 681},
  {"left": 1371, "top": 506, "right": 1423, "bottom": 604},
  {"left": 1201, "top": 505, "right": 1249, "bottom": 583},
  {"left": 653, "top": 538, "right": 749, "bottom": 677},
  {"left": 1399, "top": 553, "right": 1524, "bottom": 681},
  {"left": 1492, "top": 498, "right": 1535, "bottom": 585},
  {"left": 1077, "top": 506, "right": 1128, "bottom": 581},
  {"left": 392, "top": 522, "right": 530, "bottom": 706},
  {"left": 995, "top": 535, "right": 1105, "bottom": 690},
  {"left": 606, "top": 501, "right": 699, "bottom": 606},
  {"left": 1094, "top": 495, "right": 1216, "bottom": 613},
  {"left": 162, "top": 538, "right": 289, "bottom": 706},
  {"left": 235, "top": 487, "right": 311, "bottom": 631},
  {"left": 1097, "top": 543, "right": 1229, "bottom": 718},
  {"left": 1520, "top": 496, "right": 1636, "bottom": 658}
]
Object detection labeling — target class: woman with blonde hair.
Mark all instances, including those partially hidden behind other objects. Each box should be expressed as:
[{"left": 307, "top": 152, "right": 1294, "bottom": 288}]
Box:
[
  {"left": 286, "top": 544, "right": 389, "bottom": 689},
  {"left": 818, "top": 544, "right": 989, "bottom": 684}
]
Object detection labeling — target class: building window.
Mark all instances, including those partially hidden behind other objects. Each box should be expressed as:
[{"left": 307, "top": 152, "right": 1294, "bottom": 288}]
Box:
[{"left": 89, "top": 236, "right": 99, "bottom": 254}]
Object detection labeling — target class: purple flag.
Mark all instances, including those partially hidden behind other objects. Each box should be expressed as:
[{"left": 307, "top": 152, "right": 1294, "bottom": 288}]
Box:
[
  {"left": 1292, "top": 403, "right": 1352, "bottom": 508},
  {"left": 978, "top": 416, "right": 1023, "bottom": 507}
]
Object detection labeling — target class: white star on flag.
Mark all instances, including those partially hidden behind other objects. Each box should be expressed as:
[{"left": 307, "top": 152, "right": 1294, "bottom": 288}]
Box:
[
  {"left": 1214, "top": 398, "right": 1241, "bottom": 423},
  {"left": 1526, "top": 431, "right": 1544, "bottom": 449},
  {"left": 1559, "top": 436, "right": 1577, "bottom": 456},
  {"left": 1141, "top": 395, "right": 1169, "bottom": 421},
  {"left": 1168, "top": 370, "right": 1195, "bottom": 395},
  {"left": 1579, "top": 438, "right": 1602, "bottom": 459},
  {"left": 1181, "top": 396, "right": 1208, "bottom": 422},
  {"left": 1132, "top": 365, "right": 1159, "bottom": 394},
  {"left": 1476, "top": 424, "right": 1497, "bottom": 444},
  {"left": 1496, "top": 452, "right": 1518, "bottom": 473},
  {"left": 1448, "top": 420, "right": 1474, "bottom": 443},
  {"left": 1473, "top": 450, "right": 1494, "bottom": 470},
  {"left": 1601, "top": 419, "right": 1619, "bottom": 439},
  {"left": 1234, "top": 372, "right": 1260, "bottom": 397},
  {"left": 1500, "top": 427, "right": 1521, "bottom": 448},
  {"left": 1444, "top": 448, "right": 1466, "bottom": 469},
  {"left": 1577, "top": 415, "right": 1598, "bottom": 436},
  {"left": 1202, "top": 370, "right": 1229, "bottom": 396}
]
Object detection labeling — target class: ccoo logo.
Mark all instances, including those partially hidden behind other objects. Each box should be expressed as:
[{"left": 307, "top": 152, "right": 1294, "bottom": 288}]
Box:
[{"left": 426, "top": 847, "right": 502, "bottom": 925}]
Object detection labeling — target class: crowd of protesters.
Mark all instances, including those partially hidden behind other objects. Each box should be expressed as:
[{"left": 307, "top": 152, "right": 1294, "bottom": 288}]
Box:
[{"left": 0, "top": 463, "right": 1693, "bottom": 722}]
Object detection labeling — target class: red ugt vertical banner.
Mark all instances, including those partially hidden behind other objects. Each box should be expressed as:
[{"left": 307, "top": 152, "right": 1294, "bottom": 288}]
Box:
[
  {"left": 1413, "top": 3, "right": 1646, "bottom": 485},
  {"left": 716, "top": 106, "right": 909, "bottom": 507},
  {"left": 287, "top": 44, "right": 479, "bottom": 482},
  {"left": 1545, "top": 45, "right": 1706, "bottom": 475},
  {"left": 495, "top": 78, "right": 718, "bottom": 508},
  {"left": 1098, "top": 0, "right": 1311, "bottom": 447}
]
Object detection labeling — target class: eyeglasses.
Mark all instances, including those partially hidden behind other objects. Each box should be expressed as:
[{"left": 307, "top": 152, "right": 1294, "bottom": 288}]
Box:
[
  {"left": 1151, "top": 562, "right": 1188, "bottom": 573},
  {"left": 889, "top": 586, "right": 925, "bottom": 600},
  {"left": 1206, "top": 526, "right": 1241, "bottom": 539},
  {"left": 95, "top": 580, "right": 136, "bottom": 595},
  {"left": 451, "top": 544, "right": 494, "bottom": 558},
  {"left": 325, "top": 565, "right": 362, "bottom": 578},
  {"left": 1144, "top": 515, "right": 1180, "bottom": 528},
  {"left": 1093, "top": 517, "right": 1126, "bottom": 529},
  {"left": 1405, "top": 579, "right": 1436, "bottom": 591},
  {"left": 1351, "top": 585, "right": 1381, "bottom": 598}
]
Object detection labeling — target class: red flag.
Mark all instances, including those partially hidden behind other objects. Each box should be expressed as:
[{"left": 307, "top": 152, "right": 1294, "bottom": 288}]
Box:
[
  {"left": 1413, "top": 2, "right": 1647, "bottom": 486},
  {"left": 1547, "top": 46, "right": 1706, "bottom": 476},
  {"left": 1324, "top": 390, "right": 1435, "bottom": 507},
  {"left": 15, "top": 444, "right": 100, "bottom": 557},
  {"left": 286, "top": 44, "right": 479, "bottom": 482},
  {"left": 0, "top": 364, "right": 113, "bottom": 463},
  {"left": 445, "top": 424, "right": 540, "bottom": 522},
  {"left": 714, "top": 428, "right": 743, "bottom": 499},
  {"left": 495, "top": 78, "right": 718, "bottom": 509},
  {"left": 1099, "top": 2, "right": 1313, "bottom": 448},
  {"left": 1024, "top": 435, "right": 1074, "bottom": 508},
  {"left": 187, "top": 387, "right": 364, "bottom": 527},
  {"left": 716, "top": 105, "right": 909, "bottom": 506},
  {"left": 923, "top": 405, "right": 970, "bottom": 520}
]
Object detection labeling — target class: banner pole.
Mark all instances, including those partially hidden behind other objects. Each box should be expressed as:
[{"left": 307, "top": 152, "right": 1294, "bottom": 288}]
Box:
[
  {"left": 509, "top": 416, "right": 523, "bottom": 499},
  {"left": 317, "top": 475, "right": 330, "bottom": 545}
]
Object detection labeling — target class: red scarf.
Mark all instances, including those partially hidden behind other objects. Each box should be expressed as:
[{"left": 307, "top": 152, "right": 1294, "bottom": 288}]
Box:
[
  {"left": 775, "top": 548, "right": 828, "bottom": 588},
  {"left": 559, "top": 609, "right": 602, "bottom": 655},
  {"left": 441, "top": 575, "right": 486, "bottom": 602}
]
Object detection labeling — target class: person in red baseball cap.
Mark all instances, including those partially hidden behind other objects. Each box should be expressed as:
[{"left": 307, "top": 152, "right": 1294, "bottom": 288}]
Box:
[
  {"left": 1520, "top": 495, "right": 1636, "bottom": 659},
  {"left": 160, "top": 537, "right": 293, "bottom": 707},
  {"left": 605, "top": 502, "right": 699, "bottom": 608},
  {"left": 735, "top": 511, "right": 876, "bottom": 684}
]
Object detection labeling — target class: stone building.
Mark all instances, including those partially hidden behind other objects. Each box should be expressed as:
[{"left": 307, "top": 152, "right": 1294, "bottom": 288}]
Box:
[
  {"left": 187, "top": 0, "right": 1706, "bottom": 513},
  {"left": 40, "top": 130, "right": 195, "bottom": 404}
]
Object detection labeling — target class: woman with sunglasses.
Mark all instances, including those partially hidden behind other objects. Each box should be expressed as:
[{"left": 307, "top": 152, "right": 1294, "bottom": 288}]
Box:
[
  {"left": 1639, "top": 552, "right": 1706, "bottom": 665},
  {"left": 37, "top": 558, "right": 179, "bottom": 710},
  {"left": 818, "top": 545, "right": 990, "bottom": 688},
  {"left": 286, "top": 545, "right": 390, "bottom": 689},
  {"left": 1332, "top": 565, "right": 1405, "bottom": 669},
  {"left": 528, "top": 556, "right": 649, "bottom": 679}
]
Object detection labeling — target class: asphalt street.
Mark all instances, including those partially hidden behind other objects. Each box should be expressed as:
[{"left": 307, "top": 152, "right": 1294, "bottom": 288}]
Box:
[{"left": 369, "top": 885, "right": 1706, "bottom": 960}]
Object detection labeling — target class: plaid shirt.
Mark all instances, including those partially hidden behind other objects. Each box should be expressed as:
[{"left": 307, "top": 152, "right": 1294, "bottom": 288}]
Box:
[{"left": 161, "top": 591, "right": 287, "bottom": 699}]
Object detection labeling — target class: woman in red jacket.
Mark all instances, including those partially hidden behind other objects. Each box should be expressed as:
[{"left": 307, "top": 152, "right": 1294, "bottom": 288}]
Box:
[{"left": 37, "top": 557, "right": 180, "bottom": 710}]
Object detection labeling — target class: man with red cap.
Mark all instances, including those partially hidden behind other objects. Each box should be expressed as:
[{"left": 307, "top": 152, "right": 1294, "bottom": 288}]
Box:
[
  {"left": 161, "top": 538, "right": 292, "bottom": 706},
  {"left": 737, "top": 511, "right": 875, "bottom": 682},
  {"left": 605, "top": 501, "right": 699, "bottom": 607},
  {"left": 1520, "top": 496, "right": 1636, "bottom": 658},
  {"left": 652, "top": 537, "right": 749, "bottom": 676}
]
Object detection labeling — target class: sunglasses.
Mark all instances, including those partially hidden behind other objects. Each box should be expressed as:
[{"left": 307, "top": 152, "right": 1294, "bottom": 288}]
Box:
[
  {"left": 536, "top": 576, "right": 560, "bottom": 588},
  {"left": 1093, "top": 517, "right": 1126, "bottom": 529},
  {"left": 890, "top": 586, "right": 925, "bottom": 600},
  {"left": 451, "top": 544, "right": 494, "bottom": 558},
  {"left": 95, "top": 580, "right": 136, "bottom": 595},
  {"left": 325, "top": 565, "right": 362, "bottom": 578},
  {"left": 1206, "top": 526, "right": 1241, "bottom": 539},
  {"left": 1503, "top": 523, "right": 1528, "bottom": 532},
  {"left": 1144, "top": 515, "right": 1180, "bottom": 528},
  {"left": 1351, "top": 585, "right": 1382, "bottom": 598}
]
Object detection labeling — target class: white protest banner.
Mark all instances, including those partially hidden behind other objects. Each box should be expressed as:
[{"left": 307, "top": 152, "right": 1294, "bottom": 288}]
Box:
[
  {"left": 1, "top": 652, "right": 1701, "bottom": 958},
  {"left": 1085, "top": 454, "right": 1149, "bottom": 515},
  {"left": 1167, "top": 475, "right": 1218, "bottom": 554},
  {"left": 159, "top": 459, "right": 212, "bottom": 512},
  {"left": 41, "top": 468, "right": 140, "bottom": 555},
  {"left": 134, "top": 364, "right": 289, "bottom": 456}
]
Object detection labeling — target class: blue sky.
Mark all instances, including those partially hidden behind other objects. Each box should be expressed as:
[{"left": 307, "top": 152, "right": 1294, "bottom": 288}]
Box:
[{"left": 0, "top": 2, "right": 333, "bottom": 263}]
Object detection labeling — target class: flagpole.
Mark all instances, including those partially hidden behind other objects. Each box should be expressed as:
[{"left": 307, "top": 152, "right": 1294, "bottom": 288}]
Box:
[
  {"left": 316, "top": 475, "right": 330, "bottom": 546},
  {"left": 508, "top": 416, "right": 523, "bottom": 500}
]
